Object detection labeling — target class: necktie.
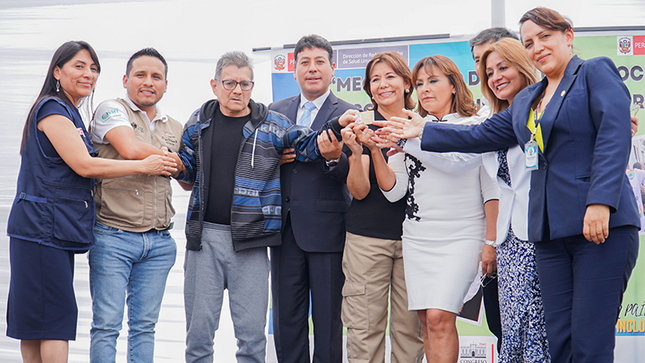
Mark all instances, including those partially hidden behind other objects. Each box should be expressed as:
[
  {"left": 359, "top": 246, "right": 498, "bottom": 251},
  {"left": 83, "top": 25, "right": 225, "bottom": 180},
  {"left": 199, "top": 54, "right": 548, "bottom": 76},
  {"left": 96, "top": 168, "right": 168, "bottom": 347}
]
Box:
[{"left": 298, "top": 101, "right": 316, "bottom": 127}]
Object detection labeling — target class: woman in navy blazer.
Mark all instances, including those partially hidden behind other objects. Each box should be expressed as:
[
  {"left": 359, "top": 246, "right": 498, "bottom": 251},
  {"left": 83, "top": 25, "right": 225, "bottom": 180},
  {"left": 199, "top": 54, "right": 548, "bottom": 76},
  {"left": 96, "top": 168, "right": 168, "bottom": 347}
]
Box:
[{"left": 377, "top": 7, "right": 639, "bottom": 363}]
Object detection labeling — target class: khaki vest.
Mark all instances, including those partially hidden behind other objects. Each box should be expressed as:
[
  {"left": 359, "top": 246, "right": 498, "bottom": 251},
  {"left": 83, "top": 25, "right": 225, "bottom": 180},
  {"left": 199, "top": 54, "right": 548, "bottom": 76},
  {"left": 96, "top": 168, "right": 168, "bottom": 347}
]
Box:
[{"left": 94, "top": 98, "right": 183, "bottom": 232}]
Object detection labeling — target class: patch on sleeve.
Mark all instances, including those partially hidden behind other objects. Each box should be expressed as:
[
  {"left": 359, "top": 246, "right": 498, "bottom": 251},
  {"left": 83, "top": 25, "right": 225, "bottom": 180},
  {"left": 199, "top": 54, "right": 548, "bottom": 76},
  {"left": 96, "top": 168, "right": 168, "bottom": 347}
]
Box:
[{"left": 100, "top": 108, "right": 123, "bottom": 122}]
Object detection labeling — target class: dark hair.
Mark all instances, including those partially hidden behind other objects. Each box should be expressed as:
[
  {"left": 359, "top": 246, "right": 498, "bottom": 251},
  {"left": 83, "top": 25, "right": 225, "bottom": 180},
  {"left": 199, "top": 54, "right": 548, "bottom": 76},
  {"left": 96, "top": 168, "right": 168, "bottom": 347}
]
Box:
[
  {"left": 126, "top": 47, "right": 168, "bottom": 78},
  {"left": 21, "top": 41, "right": 101, "bottom": 151},
  {"left": 363, "top": 52, "right": 415, "bottom": 111},
  {"left": 411, "top": 55, "right": 478, "bottom": 118},
  {"left": 519, "top": 7, "right": 573, "bottom": 34},
  {"left": 294, "top": 34, "right": 333, "bottom": 64},
  {"left": 469, "top": 27, "right": 518, "bottom": 57}
]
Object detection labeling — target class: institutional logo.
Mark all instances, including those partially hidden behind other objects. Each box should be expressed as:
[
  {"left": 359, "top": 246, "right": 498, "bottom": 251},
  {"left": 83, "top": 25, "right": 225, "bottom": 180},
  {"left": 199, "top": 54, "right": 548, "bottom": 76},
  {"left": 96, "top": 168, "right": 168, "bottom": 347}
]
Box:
[
  {"left": 273, "top": 54, "right": 286, "bottom": 71},
  {"left": 101, "top": 108, "right": 121, "bottom": 122},
  {"left": 459, "top": 340, "right": 493, "bottom": 363},
  {"left": 618, "top": 36, "right": 632, "bottom": 55}
]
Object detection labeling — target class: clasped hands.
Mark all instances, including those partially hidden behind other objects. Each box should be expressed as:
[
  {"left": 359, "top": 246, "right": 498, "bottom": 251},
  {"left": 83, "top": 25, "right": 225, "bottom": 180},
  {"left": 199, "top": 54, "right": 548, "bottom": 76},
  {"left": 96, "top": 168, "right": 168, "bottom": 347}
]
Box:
[
  {"left": 156, "top": 146, "right": 184, "bottom": 177},
  {"left": 338, "top": 109, "right": 428, "bottom": 156}
]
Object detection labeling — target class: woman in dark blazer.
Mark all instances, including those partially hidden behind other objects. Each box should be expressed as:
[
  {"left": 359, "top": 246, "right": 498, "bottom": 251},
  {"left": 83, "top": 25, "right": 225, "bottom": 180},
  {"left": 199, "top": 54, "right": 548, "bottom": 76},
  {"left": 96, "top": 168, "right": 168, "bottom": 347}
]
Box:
[{"left": 377, "top": 7, "right": 639, "bottom": 363}]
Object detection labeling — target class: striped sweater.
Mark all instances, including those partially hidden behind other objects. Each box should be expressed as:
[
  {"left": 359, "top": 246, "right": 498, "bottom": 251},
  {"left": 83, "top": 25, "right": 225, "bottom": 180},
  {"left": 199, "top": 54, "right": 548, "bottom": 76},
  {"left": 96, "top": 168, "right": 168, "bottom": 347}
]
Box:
[{"left": 177, "top": 99, "right": 339, "bottom": 251}]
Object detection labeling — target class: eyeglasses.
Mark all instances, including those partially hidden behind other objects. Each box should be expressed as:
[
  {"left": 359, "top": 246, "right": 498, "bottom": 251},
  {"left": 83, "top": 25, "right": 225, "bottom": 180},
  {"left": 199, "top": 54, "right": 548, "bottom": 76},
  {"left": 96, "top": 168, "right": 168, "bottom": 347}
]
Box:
[{"left": 216, "top": 79, "right": 254, "bottom": 91}]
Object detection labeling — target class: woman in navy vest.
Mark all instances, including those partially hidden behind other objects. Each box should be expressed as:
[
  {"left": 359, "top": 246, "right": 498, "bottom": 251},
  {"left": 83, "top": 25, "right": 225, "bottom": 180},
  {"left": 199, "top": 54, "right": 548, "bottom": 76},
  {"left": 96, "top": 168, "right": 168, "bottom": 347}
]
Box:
[
  {"left": 6, "top": 41, "right": 176, "bottom": 363},
  {"left": 378, "top": 7, "right": 639, "bottom": 363}
]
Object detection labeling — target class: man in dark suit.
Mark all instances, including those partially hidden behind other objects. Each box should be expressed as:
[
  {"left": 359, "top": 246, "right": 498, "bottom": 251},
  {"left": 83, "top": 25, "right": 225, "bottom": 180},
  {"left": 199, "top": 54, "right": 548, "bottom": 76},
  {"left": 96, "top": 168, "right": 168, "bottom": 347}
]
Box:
[{"left": 269, "top": 34, "right": 358, "bottom": 363}]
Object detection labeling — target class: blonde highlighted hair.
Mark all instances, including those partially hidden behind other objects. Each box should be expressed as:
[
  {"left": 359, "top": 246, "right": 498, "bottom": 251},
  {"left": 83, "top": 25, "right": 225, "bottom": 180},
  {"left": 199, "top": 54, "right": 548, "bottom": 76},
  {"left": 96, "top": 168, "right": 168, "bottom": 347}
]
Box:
[{"left": 478, "top": 38, "right": 540, "bottom": 114}]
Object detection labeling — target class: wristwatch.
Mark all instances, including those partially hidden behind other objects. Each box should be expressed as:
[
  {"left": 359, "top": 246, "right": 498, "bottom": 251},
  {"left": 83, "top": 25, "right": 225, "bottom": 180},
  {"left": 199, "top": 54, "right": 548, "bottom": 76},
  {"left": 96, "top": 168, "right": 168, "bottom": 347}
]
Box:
[
  {"left": 484, "top": 239, "right": 498, "bottom": 248},
  {"left": 326, "top": 157, "right": 340, "bottom": 167}
]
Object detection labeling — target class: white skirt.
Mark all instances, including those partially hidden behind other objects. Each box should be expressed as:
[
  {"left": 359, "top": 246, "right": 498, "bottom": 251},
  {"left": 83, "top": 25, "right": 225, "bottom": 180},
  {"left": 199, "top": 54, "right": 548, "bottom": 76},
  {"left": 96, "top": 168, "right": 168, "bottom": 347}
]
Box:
[{"left": 402, "top": 232, "right": 483, "bottom": 313}]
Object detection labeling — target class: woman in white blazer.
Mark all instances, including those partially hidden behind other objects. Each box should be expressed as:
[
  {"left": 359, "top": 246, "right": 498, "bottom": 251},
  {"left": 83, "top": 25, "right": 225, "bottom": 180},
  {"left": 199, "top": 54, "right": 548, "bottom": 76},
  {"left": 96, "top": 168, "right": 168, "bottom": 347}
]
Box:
[{"left": 478, "top": 38, "right": 550, "bottom": 363}]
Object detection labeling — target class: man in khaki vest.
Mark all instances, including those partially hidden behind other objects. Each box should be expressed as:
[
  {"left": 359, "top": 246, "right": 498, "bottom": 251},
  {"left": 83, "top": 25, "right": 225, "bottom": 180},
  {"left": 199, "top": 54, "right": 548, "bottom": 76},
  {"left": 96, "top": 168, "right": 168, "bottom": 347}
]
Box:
[{"left": 88, "top": 48, "right": 184, "bottom": 363}]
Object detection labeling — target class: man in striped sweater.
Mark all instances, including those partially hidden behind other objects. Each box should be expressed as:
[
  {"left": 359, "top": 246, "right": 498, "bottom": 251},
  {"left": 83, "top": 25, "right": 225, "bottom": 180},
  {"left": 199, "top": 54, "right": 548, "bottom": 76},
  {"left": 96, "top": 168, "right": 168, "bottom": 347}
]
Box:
[{"left": 176, "top": 51, "right": 353, "bottom": 363}]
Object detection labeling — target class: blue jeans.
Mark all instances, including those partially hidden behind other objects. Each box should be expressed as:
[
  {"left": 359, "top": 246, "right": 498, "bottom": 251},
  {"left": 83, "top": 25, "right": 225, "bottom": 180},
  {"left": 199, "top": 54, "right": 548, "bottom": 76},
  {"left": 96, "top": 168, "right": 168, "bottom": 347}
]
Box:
[{"left": 89, "top": 222, "right": 177, "bottom": 363}]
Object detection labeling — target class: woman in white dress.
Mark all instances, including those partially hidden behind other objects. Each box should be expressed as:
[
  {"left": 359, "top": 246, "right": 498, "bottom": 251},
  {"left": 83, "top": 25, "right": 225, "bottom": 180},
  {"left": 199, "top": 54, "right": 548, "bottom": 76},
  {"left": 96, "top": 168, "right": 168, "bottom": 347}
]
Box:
[{"left": 377, "top": 55, "right": 498, "bottom": 363}]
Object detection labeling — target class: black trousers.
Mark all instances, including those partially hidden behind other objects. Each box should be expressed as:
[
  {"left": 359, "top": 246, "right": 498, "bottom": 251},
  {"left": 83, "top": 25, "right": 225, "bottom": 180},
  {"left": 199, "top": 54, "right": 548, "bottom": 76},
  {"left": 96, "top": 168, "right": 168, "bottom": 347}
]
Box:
[
  {"left": 482, "top": 275, "right": 502, "bottom": 352},
  {"left": 270, "top": 214, "right": 344, "bottom": 363}
]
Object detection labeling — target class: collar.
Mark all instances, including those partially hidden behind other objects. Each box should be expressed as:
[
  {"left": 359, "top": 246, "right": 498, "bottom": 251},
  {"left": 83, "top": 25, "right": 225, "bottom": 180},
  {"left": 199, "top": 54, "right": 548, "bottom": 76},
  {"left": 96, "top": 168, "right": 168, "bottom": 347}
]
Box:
[
  {"left": 124, "top": 94, "right": 168, "bottom": 123},
  {"left": 533, "top": 55, "right": 583, "bottom": 93},
  {"left": 299, "top": 89, "right": 330, "bottom": 111},
  {"left": 564, "top": 55, "right": 584, "bottom": 77},
  {"left": 425, "top": 112, "right": 460, "bottom": 123}
]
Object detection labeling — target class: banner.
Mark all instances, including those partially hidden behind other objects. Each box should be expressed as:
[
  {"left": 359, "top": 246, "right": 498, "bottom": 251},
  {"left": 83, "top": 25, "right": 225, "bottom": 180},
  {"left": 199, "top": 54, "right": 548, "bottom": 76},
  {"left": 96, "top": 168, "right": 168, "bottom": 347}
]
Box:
[{"left": 268, "top": 31, "right": 645, "bottom": 363}]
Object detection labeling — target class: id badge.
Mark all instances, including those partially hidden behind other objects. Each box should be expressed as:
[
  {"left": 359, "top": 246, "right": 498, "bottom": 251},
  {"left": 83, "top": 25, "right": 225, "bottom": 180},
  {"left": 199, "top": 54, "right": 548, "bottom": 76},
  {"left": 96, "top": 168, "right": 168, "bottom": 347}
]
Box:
[{"left": 525, "top": 140, "right": 539, "bottom": 171}]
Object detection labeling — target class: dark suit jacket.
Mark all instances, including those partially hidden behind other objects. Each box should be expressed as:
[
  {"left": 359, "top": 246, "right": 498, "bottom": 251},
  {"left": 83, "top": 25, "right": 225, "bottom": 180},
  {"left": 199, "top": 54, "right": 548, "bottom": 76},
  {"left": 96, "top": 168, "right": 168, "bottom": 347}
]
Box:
[
  {"left": 270, "top": 92, "right": 358, "bottom": 252},
  {"left": 420, "top": 56, "right": 640, "bottom": 242}
]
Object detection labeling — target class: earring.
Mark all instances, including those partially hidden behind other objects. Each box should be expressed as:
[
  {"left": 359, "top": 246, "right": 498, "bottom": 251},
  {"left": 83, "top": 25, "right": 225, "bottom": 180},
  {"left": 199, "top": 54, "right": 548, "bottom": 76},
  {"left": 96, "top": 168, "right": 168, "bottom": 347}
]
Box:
[
  {"left": 56, "top": 80, "right": 60, "bottom": 93},
  {"left": 405, "top": 88, "right": 410, "bottom": 93}
]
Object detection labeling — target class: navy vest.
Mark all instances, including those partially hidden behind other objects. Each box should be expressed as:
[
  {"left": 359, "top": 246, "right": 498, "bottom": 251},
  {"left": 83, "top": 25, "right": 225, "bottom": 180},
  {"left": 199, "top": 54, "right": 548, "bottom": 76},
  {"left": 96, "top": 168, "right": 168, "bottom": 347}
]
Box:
[{"left": 7, "top": 97, "right": 98, "bottom": 251}]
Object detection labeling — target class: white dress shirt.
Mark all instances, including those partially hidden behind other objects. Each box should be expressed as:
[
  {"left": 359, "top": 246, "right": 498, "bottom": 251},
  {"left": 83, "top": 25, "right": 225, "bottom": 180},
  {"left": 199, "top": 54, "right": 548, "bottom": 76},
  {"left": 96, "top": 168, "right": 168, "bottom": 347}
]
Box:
[{"left": 296, "top": 89, "right": 330, "bottom": 126}]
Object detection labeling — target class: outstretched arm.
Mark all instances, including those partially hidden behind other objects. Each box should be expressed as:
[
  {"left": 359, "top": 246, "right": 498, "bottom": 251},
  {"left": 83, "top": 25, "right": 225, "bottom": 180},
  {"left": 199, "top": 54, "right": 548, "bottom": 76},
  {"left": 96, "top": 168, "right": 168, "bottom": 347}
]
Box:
[
  {"left": 402, "top": 137, "right": 483, "bottom": 174},
  {"left": 376, "top": 108, "right": 517, "bottom": 154},
  {"left": 105, "top": 126, "right": 185, "bottom": 176},
  {"left": 39, "top": 115, "right": 176, "bottom": 179}
]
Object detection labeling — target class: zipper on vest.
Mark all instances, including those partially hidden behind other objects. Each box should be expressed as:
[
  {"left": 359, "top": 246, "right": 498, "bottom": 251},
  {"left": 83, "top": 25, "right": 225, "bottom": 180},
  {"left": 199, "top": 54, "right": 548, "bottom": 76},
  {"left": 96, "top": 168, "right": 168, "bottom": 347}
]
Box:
[
  {"left": 103, "top": 187, "right": 140, "bottom": 197},
  {"left": 153, "top": 175, "right": 157, "bottom": 230},
  {"left": 58, "top": 196, "right": 90, "bottom": 208}
]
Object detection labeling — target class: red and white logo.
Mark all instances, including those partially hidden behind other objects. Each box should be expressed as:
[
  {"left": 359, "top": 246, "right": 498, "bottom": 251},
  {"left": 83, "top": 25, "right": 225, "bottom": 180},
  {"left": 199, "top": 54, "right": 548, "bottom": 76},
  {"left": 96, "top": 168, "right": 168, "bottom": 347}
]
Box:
[
  {"left": 619, "top": 37, "right": 632, "bottom": 55},
  {"left": 273, "top": 54, "right": 286, "bottom": 71}
]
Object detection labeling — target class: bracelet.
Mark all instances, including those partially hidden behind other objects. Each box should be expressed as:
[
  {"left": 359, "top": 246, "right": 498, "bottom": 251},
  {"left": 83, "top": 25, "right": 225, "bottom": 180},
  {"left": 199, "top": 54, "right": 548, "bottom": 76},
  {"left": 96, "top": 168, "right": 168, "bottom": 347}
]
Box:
[
  {"left": 418, "top": 125, "right": 424, "bottom": 140},
  {"left": 484, "top": 239, "right": 498, "bottom": 248}
]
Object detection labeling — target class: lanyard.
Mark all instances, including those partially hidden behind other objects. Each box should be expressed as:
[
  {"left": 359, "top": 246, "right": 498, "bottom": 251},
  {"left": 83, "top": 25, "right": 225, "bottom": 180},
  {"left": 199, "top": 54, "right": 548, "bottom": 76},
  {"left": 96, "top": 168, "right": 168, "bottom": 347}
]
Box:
[
  {"left": 531, "top": 93, "right": 545, "bottom": 142},
  {"left": 525, "top": 92, "right": 546, "bottom": 171}
]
